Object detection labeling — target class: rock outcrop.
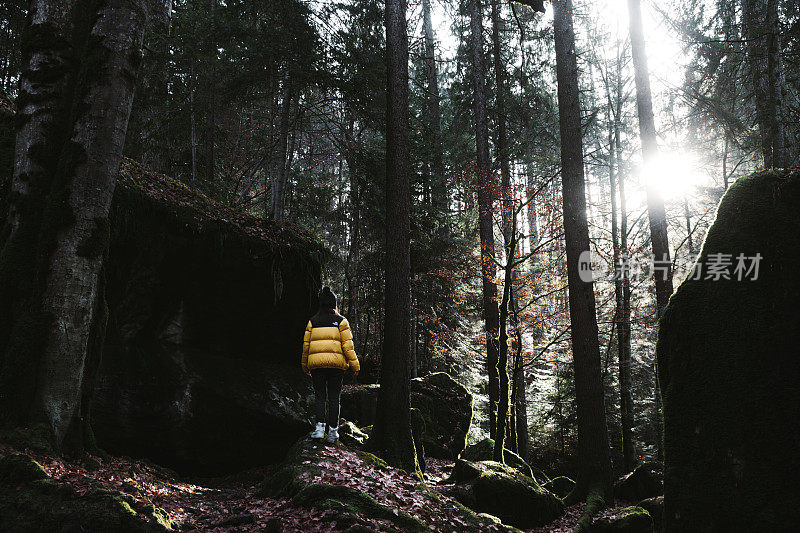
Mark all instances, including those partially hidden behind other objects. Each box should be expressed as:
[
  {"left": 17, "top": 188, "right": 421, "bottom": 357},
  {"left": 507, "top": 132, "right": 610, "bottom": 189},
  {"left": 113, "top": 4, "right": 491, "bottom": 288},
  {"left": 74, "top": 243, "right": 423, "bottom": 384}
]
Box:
[
  {"left": 90, "top": 159, "right": 322, "bottom": 474},
  {"left": 442, "top": 459, "right": 564, "bottom": 528},
  {"left": 259, "top": 439, "right": 515, "bottom": 532},
  {"left": 460, "top": 438, "right": 542, "bottom": 480},
  {"left": 0, "top": 453, "right": 175, "bottom": 531},
  {"left": 341, "top": 372, "right": 473, "bottom": 459},
  {"left": 656, "top": 170, "right": 800, "bottom": 531},
  {"left": 613, "top": 463, "right": 661, "bottom": 502}
]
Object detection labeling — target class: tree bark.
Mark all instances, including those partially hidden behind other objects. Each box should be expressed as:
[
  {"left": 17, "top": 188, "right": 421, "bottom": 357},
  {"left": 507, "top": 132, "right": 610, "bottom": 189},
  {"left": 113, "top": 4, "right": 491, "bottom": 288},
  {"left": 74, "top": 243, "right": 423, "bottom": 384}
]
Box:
[
  {"left": 271, "top": 75, "right": 292, "bottom": 221},
  {"left": 743, "top": 0, "right": 787, "bottom": 169},
  {"left": 491, "top": 0, "right": 512, "bottom": 243},
  {"left": 628, "top": 0, "right": 671, "bottom": 463},
  {"left": 494, "top": 217, "right": 519, "bottom": 463},
  {"left": 609, "top": 111, "right": 637, "bottom": 473},
  {"left": 421, "top": 0, "right": 446, "bottom": 211},
  {"left": 765, "top": 0, "right": 786, "bottom": 168},
  {"left": 0, "top": 0, "right": 158, "bottom": 450},
  {"left": 370, "top": 0, "right": 419, "bottom": 473},
  {"left": 628, "top": 0, "right": 673, "bottom": 316},
  {"left": 552, "top": 0, "right": 613, "bottom": 503},
  {"left": 615, "top": 65, "right": 635, "bottom": 473},
  {"left": 469, "top": 0, "right": 501, "bottom": 442}
]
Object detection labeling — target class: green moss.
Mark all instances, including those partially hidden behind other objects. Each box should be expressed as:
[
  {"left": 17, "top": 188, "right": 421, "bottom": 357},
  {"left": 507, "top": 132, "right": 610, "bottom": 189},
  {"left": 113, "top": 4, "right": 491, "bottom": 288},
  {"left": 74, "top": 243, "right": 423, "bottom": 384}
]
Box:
[
  {"left": 657, "top": 170, "right": 800, "bottom": 531},
  {"left": 410, "top": 407, "right": 426, "bottom": 474},
  {"left": 0, "top": 454, "right": 48, "bottom": 485},
  {"left": 461, "top": 438, "right": 537, "bottom": 479},
  {"left": 292, "top": 483, "right": 429, "bottom": 532},
  {"left": 590, "top": 506, "right": 653, "bottom": 533},
  {"left": 454, "top": 460, "right": 564, "bottom": 528},
  {"left": 573, "top": 484, "right": 608, "bottom": 532},
  {"left": 0, "top": 474, "right": 166, "bottom": 532},
  {"left": 339, "top": 420, "right": 369, "bottom": 448}
]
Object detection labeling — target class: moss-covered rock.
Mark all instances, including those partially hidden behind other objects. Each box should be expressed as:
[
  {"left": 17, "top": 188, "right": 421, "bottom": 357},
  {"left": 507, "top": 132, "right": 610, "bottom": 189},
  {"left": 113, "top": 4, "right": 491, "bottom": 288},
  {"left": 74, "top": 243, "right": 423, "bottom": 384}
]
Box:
[
  {"left": 338, "top": 419, "right": 370, "bottom": 448},
  {"left": 613, "top": 463, "right": 661, "bottom": 502},
  {"left": 260, "top": 439, "right": 514, "bottom": 532},
  {"left": 637, "top": 496, "right": 662, "bottom": 532},
  {"left": 293, "top": 483, "right": 428, "bottom": 532},
  {"left": 88, "top": 159, "right": 323, "bottom": 475},
  {"left": 471, "top": 461, "right": 565, "bottom": 528},
  {"left": 656, "top": 170, "right": 800, "bottom": 531},
  {"left": 409, "top": 373, "right": 472, "bottom": 459},
  {"left": 590, "top": 506, "right": 653, "bottom": 533},
  {"left": 543, "top": 475, "right": 575, "bottom": 499},
  {"left": 342, "top": 373, "right": 472, "bottom": 460},
  {"left": 445, "top": 459, "right": 564, "bottom": 529},
  {"left": 0, "top": 454, "right": 173, "bottom": 531},
  {"left": 0, "top": 454, "right": 48, "bottom": 485},
  {"left": 460, "top": 438, "right": 540, "bottom": 480}
]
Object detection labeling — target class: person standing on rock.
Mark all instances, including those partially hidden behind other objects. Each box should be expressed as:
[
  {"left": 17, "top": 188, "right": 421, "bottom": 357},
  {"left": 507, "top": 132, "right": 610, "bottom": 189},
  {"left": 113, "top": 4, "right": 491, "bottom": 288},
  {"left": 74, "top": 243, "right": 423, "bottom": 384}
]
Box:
[{"left": 301, "top": 286, "right": 360, "bottom": 443}]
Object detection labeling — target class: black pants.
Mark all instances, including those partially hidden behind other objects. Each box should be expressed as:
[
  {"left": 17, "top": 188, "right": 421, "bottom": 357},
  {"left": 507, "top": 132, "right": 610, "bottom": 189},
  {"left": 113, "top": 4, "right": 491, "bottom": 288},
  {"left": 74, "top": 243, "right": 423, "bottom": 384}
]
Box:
[{"left": 311, "top": 368, "right": 344, "bottom": 428}]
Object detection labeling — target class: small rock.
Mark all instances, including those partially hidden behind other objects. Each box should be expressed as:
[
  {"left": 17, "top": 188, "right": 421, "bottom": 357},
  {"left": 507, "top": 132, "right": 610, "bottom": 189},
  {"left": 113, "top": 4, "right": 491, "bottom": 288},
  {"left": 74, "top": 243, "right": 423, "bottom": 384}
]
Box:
[{"left": 215, "top": 513, "right": 255, "bottom": 527}]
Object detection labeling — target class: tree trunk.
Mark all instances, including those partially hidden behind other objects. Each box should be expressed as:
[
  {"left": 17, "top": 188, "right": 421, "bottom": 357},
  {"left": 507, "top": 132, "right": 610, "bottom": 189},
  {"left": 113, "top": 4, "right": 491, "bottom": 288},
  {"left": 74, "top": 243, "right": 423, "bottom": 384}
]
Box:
[
  {"left": 743, "top": 0, "right": 787, "bottom": 169},
  {"left": 469, "top": 0, "right": 501, "bottom": 442},
  {"left": 552, "top": 0, "right": 613, "bottom": 504},
  {"left": 628, "top": 0, "right": 674, "bottom": 316},
  {"left": 512, "top": 320, "right": 528, "bottom": 459},
  {"left": 628, "top": 0, "right": 671, "bottom": 463},
  {"left": 609, "top": 113, "right": 637, "bottom": 473},
  {"left": 206, "top": 0, "right": 216, "bottom": 182},
  {"left": 190, "top": 60, "right": 198, "bottom": 184},
  {"left": 616, "top": 85, "right": 636, "bottom": 474},
  {"left": 370, "top": 0, "right": 419, "bottom": 473},
  {"left": 271, "top": 76, "right": 292, "bottom": 221},
  {"left": 421, "top": 0, "right": 446, "bottom": 211},
  {"left": 494, "top": 219, "right": 519, "bottom": 463},
  {"left": 491, "top": 0, "right": 512, "bottom": 243},
  {"left": 765, "top": 0, "right": 786, "bottom": 168},
  {"left": 345, "top": 139, "right": 361, "bottom": 341},
  {"left": 0, "top": 0, "right": 158, "bottom": 450}
]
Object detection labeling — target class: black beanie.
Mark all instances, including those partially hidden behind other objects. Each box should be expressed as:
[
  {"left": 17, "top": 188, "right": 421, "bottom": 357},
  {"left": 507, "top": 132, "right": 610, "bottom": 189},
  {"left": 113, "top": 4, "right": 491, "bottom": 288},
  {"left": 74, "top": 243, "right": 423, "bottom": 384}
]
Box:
[{"left": 320, "top": 286, "right": 337, "bottom": 309}]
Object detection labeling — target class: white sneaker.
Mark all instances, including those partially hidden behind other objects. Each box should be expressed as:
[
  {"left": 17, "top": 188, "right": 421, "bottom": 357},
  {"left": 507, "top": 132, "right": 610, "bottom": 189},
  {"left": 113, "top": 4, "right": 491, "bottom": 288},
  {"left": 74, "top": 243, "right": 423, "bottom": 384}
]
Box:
[
  {"left": 311, "top": 422, "right": 326, "bottom": 439},
  {"left": 326, "top": 427, "right": 339, "bottom": 443}
]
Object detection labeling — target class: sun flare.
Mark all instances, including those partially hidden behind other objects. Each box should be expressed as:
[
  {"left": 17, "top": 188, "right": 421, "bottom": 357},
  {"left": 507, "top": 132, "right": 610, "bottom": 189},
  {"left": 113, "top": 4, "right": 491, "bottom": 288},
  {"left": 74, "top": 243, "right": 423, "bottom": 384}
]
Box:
[{"left": 643, "top": 151, "right": 702, "bottom": 201}]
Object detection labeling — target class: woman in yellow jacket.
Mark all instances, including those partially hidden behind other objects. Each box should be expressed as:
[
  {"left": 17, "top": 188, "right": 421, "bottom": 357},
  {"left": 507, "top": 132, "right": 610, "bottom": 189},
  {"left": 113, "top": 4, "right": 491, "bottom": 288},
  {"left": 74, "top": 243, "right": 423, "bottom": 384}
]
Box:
[{"left": 301, "top": 286, "right": 359, "bottom": 443}]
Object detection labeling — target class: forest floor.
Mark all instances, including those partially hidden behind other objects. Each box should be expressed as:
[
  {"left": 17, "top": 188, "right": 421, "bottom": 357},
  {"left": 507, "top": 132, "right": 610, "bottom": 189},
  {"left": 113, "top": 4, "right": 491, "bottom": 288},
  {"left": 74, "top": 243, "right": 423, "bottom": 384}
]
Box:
[{"left": 0, "top": 440, "right": 642, "bottom": 532}]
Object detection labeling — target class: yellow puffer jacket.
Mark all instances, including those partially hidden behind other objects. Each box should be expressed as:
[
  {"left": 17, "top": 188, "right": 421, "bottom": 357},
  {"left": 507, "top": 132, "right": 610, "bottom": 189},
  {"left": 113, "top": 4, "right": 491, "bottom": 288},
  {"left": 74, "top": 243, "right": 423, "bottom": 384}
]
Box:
[{"left": 301, "top": 311, "right": 360, "bottom": 373}]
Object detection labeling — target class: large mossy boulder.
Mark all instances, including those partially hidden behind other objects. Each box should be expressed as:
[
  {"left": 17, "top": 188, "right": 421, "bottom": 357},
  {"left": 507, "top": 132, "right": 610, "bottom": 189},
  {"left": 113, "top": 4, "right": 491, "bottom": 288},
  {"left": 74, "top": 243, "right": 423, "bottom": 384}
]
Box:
[
  {"left": 613, "top": 462, "right": 662, "bottom": 502},
  {"left": 341, "top": 372, "right": 472, "bottom": 459},
  {"left": 543, "top": 476, "right": 575, "bottom": 499},
  {"left": 0, "top": 453, "right": 173, "bottom": 531},
  {"left": 460, "top": 438, "right": 538, "bottom": 480},
  {"left": 637, "top": 496, "right": 663, "bottom": 532},
  {"left": 445, "top": 459, "right": 564, "bottom": 529},
  {"left": 656, "top": 170, "right": 800, "bottom": 531},
  {"left": 90, "top": 159, "right": 323, "bottom": 475}
]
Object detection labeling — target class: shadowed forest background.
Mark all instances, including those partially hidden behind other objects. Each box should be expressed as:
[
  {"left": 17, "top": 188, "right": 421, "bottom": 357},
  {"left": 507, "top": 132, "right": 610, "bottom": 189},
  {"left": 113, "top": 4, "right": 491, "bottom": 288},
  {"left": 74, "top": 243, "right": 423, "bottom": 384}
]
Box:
[{"left": 0, "top": 0, "right": 798, "bottom": 531}]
